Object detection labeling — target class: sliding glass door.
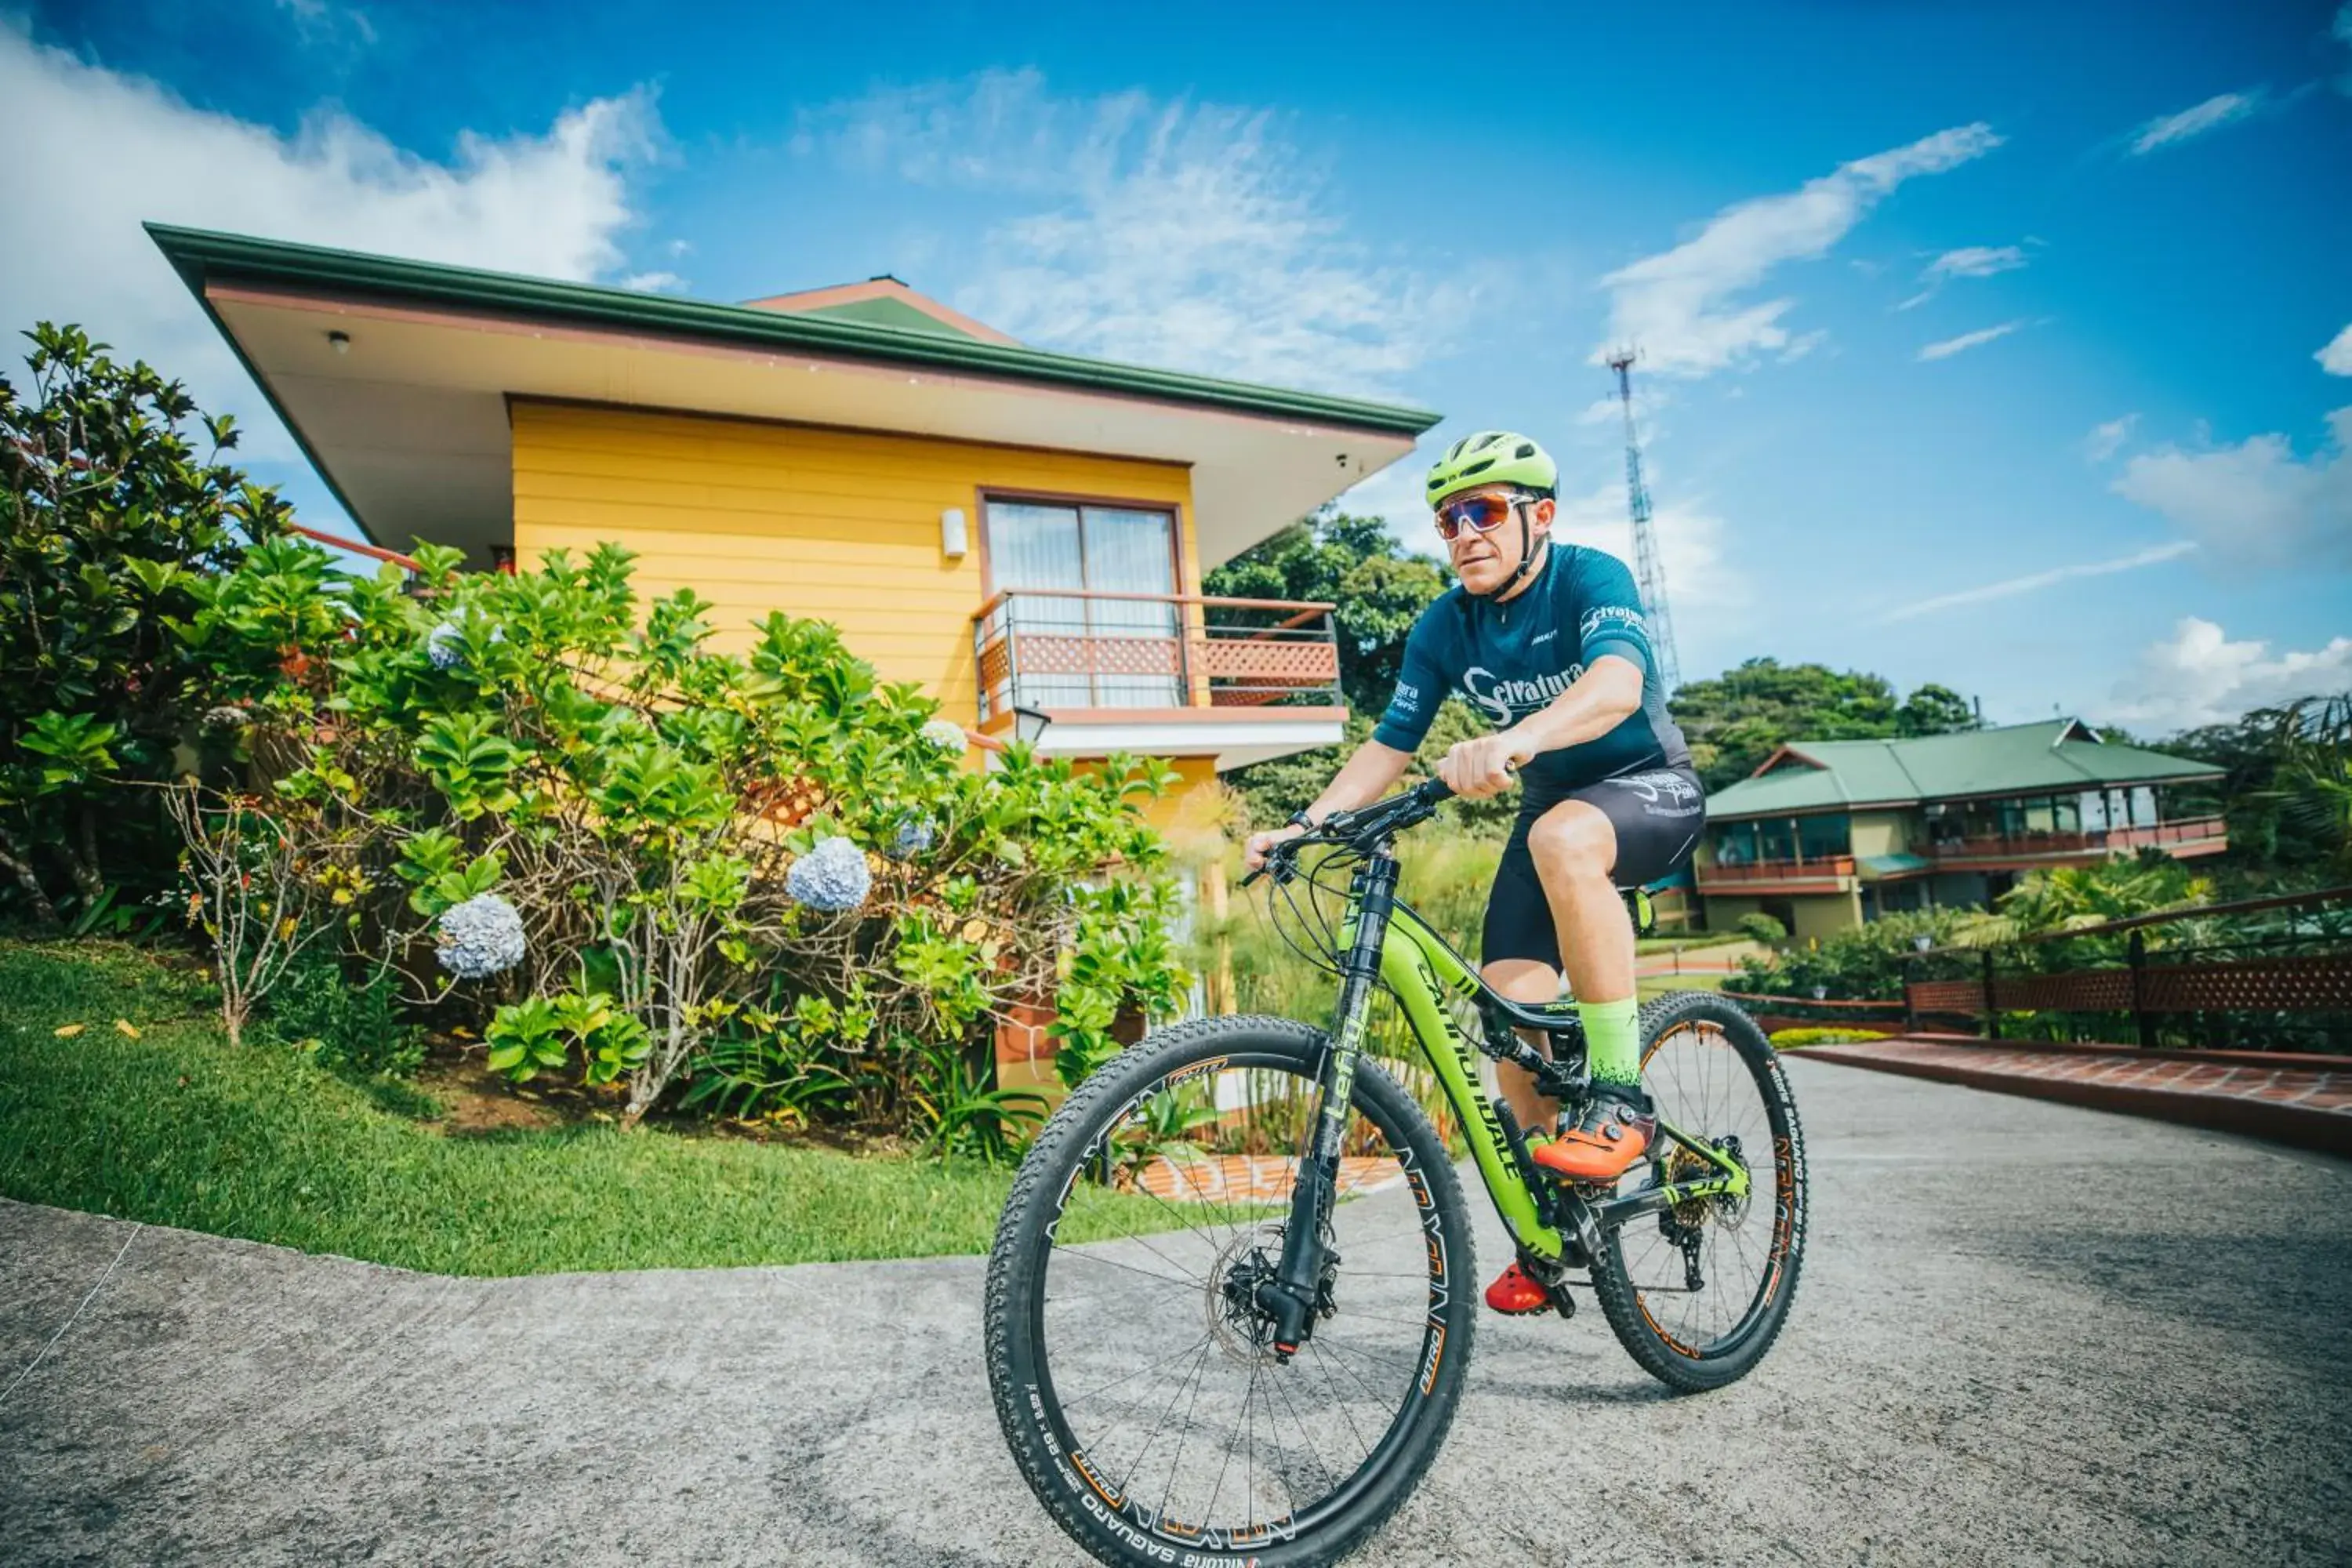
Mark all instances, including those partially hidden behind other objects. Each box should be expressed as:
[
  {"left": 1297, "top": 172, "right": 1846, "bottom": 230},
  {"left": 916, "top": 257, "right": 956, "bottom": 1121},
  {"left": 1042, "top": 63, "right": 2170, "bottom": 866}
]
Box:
[{"left": 986, "top": 499, "right": 1181, "bottom": 709}]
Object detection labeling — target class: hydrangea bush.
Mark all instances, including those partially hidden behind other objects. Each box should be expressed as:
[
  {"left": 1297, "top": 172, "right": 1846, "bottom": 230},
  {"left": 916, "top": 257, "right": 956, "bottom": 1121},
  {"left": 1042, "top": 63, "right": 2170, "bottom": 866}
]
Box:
[{"left": 183, "top": 536, "right": 1186, "bottom": 1139}]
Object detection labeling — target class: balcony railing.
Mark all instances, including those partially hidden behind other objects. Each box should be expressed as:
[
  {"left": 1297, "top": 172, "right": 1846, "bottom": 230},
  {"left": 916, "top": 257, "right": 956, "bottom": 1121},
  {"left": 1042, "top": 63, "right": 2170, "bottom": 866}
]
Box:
[
  {"left": 1698, "top": 855, "right": 1856, "bottom": 887},
  {"left": 972, "top": 590, "right": 1341, "bottom": 725},
  {"left": 1928, "top": 815, "right": 2229, "bottom": 864}
]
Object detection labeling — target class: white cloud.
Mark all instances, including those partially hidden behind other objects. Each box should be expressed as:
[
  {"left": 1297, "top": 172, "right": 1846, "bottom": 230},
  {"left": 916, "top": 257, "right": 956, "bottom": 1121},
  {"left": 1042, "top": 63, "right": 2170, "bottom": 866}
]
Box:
[
  {"left": 1896, "top": 243, "right": 2028, "bottom": 309},
  {"left": 620, "top": 270, "right": 686, "bottom": 293},
  {"left": 2129, "top": 90, "right": 2263, "bottom": 154},
  {"left": 0, "top": 20, "right": 658, "bottom": 462},
  {"left": 797, "top": 70, "right": 1478, "bottom": 397},
  {"left": 1917, "top": 320, "right": 2025, "bottom": 361},
  {"left": 1592, "top": 122, "right": 2002, "bottom": 377},
  {"left": 2112, "top": 408, "right": 2352, "bottom": 568},
  {"left": 2103, "top": 618, "right": 2352, "bottom": 731},
  {"left": 2083, "top": 414, "right": 2140, "bottom": 462},
  {"left": 1548, "top": 481, "right": 1739, "bottom": 615},
  {"left": 2320, "top": 322, "right": 2352, "bottom": 376},
  {"left": 1880, "top": 540, "right": 2197, "bottom": 622}
]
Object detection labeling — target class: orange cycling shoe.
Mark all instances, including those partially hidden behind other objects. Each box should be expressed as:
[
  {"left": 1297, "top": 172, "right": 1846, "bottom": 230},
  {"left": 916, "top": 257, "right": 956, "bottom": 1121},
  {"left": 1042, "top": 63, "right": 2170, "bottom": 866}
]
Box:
[
  {"left": 1483, "top": 1260, "right": 1553, "bottom": 1316},
  {"left": 1532, "top": 1092, "right": 1656, "bottom": 1185}
]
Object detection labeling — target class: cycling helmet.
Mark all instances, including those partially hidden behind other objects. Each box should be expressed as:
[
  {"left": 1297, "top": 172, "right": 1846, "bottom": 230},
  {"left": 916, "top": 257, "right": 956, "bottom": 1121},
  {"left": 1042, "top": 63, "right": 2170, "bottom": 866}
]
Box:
[{"left": 1424, "top": 430, "right": 1557, "bottom": 507}]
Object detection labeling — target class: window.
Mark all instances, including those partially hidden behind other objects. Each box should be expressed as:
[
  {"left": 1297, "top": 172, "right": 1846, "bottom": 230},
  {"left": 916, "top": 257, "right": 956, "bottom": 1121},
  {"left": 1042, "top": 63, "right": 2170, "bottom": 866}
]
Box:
[
  {"left": 986, "top": 499, "right": 1181, "bottom": 709},
  {"left": 1797, "top": 813, "right": 1851, "bottom": 861}
]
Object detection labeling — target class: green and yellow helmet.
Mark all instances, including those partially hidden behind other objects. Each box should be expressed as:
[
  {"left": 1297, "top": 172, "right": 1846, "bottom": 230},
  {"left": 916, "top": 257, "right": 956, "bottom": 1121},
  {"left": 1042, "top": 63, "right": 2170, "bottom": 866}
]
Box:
[{"left": 1424, "top": 430, "right": 1558, "bottom": 508}]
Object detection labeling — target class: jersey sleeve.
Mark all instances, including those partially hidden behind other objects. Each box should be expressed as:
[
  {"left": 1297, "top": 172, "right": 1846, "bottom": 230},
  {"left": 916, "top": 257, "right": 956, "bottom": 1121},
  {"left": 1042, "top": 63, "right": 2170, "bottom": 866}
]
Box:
[
  {"left": 1568, "top": 550, "right": 1653, "bottom": 678},
  {"left": 1370, "top": 603, "right": 1455, "bottom": 753}
]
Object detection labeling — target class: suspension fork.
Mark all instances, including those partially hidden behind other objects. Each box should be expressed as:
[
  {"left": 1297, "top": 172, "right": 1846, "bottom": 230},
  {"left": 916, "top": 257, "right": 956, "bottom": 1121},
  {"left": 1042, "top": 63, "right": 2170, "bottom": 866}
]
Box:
[{"left": 1261, "top": 851, "right": 1400, "bottom": 1356}]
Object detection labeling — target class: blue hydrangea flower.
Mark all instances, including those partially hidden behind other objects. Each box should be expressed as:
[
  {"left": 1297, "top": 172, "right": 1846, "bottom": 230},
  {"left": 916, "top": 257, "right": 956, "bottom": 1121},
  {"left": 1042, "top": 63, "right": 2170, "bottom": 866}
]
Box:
[
  {"left": 436, "top": 892, "right": 527, "bottom": 978},
  {"left": 786, "top": 837, "right": 872, "bottom": 913},
  {"left": 425, "top": 621, "right": 466, "bottom": 671},
  {"left": 887, "top": 815, "right": 937, "bottom": 859},
  {"left": 919, "top": 717, "right": 970, "bottom": 753}
]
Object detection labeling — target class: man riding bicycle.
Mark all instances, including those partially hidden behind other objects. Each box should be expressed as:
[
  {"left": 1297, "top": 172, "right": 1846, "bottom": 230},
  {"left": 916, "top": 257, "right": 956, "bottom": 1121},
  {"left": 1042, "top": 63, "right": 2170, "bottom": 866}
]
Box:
[{"left": 1244, "top": 430, "right": 1704, "bottom": 1317}]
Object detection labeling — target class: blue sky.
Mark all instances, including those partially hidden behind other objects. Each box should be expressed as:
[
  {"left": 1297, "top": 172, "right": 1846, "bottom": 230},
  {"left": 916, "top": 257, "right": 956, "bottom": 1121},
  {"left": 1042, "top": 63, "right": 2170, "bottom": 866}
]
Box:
[{"left": 5, "top": 0, "right": 2347, "bottom": 735}]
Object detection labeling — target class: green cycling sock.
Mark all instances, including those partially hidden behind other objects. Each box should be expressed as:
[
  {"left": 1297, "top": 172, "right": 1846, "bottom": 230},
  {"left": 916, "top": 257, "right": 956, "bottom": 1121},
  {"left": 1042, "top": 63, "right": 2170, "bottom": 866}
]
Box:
[{"left": 1577, "top": 996, "right": 1642, "bottom": 1090}]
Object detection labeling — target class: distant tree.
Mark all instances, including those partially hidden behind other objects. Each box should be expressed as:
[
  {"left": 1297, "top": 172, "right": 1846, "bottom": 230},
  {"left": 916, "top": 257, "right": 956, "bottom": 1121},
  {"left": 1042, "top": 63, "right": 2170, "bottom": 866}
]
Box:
[
  {"left": 2162, "top": 694, "right": 2350, "bottom": 883},
  {"left": 1670, "top": 659, "right": 1900, "bottom": 789},
  {"left": 1896, "top": 683, "right": 1979, "bottom": 737}
]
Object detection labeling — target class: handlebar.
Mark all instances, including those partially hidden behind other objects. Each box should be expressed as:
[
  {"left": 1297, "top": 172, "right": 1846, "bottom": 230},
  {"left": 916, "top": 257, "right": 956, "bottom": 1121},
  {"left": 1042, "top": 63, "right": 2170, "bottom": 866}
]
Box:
[{"left": 1241, "top": 776, "right": 1458, "bottom": 886}]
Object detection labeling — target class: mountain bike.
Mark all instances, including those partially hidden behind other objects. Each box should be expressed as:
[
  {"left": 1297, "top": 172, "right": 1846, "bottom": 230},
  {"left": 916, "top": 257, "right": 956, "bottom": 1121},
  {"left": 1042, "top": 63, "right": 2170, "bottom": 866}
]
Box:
[{"left": 983, "top": 778, "right": 1809, "bottom": 1567}]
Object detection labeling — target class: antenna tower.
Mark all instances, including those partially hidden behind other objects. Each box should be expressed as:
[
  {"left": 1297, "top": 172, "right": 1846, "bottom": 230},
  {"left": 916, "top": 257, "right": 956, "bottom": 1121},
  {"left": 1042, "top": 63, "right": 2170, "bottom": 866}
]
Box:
[{"left": 1606, "top": 347, "right": 1679, "bottom": 691}]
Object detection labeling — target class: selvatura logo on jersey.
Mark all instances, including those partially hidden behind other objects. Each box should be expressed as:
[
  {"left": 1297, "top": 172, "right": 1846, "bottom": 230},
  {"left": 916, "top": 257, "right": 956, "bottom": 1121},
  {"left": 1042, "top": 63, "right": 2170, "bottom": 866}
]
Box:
[
  {"left": 1462, "top": 663, "right": 1582, "bottom": 724},
  {"left": 1392, "top": 681, "right": 1421, "bottom": 716},
  {"left": 1579, "top": 604, "right": 1646, "bottom": 641}
]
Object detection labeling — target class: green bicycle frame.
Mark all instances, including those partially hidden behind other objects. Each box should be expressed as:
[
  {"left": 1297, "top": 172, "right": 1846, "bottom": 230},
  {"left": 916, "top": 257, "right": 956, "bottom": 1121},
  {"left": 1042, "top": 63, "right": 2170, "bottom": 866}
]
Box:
[{"left": 1262, "top": 847, "right": 1752, "bottom": 1342}]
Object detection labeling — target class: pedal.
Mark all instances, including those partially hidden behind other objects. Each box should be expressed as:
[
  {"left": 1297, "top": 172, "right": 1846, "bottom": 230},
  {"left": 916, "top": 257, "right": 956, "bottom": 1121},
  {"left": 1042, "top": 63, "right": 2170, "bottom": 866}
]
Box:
[{"left": 1517, "top": 1252, "right": 1579, "bottom": 1319}]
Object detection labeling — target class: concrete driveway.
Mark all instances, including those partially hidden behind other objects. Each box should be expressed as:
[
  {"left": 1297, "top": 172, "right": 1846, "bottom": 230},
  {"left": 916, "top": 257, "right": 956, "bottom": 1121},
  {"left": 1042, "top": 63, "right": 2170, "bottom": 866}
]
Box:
[{"left": 5, "top": 1062, "right": 2349, "bottom": 1566}]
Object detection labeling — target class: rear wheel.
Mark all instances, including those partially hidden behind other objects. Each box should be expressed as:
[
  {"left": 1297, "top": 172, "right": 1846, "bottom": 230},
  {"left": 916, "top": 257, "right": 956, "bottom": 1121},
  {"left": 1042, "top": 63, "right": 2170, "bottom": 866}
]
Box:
[
  {"left": 984, "top": 1015, "right": 1477, "bottom": 1567},
  {"left": 1588, "top": 990, "right": 1808, "bottom": 1392}
]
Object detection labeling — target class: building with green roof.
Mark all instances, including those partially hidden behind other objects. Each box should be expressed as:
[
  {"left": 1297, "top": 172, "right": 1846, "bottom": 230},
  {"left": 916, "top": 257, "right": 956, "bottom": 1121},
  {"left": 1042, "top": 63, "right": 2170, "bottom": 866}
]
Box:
[{"left": 1696, "top": 719, "right": 2227, "bottom": 938}]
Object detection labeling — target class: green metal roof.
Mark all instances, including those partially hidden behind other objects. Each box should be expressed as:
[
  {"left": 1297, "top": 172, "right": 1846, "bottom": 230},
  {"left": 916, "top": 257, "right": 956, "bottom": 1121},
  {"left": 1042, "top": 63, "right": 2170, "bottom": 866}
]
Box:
[
  {"left": 1706, "top": 720, "right": 2224, "bottom": 819},
  {"left": 144, "top": 223, "right": 1441, "bottom": 437},
  {"left": 791, "top": 295, "right": 983, "bottom": 339}
]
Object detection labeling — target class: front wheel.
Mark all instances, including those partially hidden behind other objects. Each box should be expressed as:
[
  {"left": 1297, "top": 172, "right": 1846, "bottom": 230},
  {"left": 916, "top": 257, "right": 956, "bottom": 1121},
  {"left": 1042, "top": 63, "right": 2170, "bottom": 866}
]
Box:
[
  {"left": 984, "top": 1015, "right": 1477, "bottom": 1568},
  {"left": 1588, "top": 990, "right": 1809, "bottom": 1392}
]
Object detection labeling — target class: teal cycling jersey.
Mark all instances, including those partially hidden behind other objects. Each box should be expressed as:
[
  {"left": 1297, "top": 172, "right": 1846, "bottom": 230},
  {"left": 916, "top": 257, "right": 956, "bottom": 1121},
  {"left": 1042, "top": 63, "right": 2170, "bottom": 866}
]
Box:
[{"left": 1371, "top": 542, "right": 1690, "bottom": 797}]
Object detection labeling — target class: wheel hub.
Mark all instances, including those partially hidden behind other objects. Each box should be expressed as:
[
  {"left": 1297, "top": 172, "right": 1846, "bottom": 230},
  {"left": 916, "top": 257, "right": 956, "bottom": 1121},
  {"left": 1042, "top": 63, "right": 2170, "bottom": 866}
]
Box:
[{"left": 1208, "top": 1226, "right": 1283, "bottom": 1363}]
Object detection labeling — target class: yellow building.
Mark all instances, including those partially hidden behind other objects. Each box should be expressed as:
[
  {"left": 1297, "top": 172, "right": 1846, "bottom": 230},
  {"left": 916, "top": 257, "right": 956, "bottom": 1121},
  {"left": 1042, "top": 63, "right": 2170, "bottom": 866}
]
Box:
[{"left": 154, "top": 223, "right": 1439, "bottom": 805}]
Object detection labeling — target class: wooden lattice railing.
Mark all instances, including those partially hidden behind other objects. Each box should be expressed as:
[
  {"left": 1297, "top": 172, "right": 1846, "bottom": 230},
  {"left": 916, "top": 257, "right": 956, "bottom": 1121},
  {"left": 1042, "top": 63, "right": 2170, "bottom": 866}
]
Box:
[{"left": 971, "top": 590, "right": 1341, "bottom": 723}]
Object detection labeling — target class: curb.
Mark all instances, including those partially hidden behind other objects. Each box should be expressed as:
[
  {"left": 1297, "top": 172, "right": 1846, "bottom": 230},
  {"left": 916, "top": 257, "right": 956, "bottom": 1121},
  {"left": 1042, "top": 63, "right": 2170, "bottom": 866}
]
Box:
[{"left": 1798, "top": 1043, "right": 2352, "bottom": 1160}]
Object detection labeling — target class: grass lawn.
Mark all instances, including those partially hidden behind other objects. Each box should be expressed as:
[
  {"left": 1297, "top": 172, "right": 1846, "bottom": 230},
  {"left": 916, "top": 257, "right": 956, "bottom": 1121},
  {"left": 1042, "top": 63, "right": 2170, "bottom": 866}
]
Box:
[{"left": 0, "top": 940, "right": 1161, "bottom": 1277}]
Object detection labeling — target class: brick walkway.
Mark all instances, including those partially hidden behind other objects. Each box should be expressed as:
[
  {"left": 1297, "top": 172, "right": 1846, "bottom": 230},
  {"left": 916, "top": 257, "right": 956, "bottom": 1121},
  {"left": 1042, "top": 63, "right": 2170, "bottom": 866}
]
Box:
[
  {"left": 1133, "top": 1153, "right": 1405, "bottom": 1205},
  {"left": 1799, "top": 1036, "right": 2352, "bottom": 1156}
]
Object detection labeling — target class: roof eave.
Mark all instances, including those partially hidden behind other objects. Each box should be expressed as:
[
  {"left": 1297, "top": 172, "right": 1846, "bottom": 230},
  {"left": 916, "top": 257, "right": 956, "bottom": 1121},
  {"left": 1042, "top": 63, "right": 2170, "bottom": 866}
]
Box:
[{"left": 145, "top": 223, "right": 1443, "bottom": 440}]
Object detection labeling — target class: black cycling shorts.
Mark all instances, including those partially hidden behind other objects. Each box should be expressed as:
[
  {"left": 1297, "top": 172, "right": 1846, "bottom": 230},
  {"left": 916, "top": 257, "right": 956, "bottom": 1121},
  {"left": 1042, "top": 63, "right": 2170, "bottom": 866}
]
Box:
[{"left": 1480, "top": 764, "right": 1706, "bottom": 970}]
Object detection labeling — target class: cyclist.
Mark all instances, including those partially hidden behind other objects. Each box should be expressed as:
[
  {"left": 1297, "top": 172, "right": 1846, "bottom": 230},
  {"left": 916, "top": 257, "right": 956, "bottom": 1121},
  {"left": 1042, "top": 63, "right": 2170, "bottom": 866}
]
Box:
[{"left": 1244, "top": 430, "right": 1704, "bottom": 1316}]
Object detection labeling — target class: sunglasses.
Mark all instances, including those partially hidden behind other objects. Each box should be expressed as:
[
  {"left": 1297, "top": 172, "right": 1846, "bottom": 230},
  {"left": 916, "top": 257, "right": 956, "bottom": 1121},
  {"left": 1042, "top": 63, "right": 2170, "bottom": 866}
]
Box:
[{"left": 1433, "top": 492, "right": 1527, "bottom": 542}]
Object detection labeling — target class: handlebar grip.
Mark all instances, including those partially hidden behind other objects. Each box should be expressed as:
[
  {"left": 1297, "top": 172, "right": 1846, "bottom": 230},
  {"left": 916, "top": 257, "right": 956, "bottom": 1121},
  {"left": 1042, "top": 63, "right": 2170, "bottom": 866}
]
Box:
[{"left": 1414, "top": 777, "right": 1457, "bottom": 805}]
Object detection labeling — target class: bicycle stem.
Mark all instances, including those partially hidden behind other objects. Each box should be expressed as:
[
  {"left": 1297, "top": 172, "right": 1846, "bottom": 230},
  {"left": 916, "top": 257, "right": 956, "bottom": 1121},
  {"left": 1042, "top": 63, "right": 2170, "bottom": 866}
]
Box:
[{"left": 1261, "top": 848, "right": 1401, "bottom": 1356}]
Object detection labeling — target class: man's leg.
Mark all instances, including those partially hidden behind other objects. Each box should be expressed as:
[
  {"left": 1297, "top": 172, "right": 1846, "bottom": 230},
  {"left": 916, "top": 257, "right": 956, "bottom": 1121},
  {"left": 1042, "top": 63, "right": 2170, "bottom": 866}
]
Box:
[{"left": 1523, "top": 798, "right": 1653, "bottom": 1182}]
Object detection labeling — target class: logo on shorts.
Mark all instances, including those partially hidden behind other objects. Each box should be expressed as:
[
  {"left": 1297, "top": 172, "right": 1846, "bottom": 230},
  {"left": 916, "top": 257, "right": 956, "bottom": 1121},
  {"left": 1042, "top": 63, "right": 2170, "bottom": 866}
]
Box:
[{"left": 1607, "top": 770, "right": 1702, "bottom": 815}]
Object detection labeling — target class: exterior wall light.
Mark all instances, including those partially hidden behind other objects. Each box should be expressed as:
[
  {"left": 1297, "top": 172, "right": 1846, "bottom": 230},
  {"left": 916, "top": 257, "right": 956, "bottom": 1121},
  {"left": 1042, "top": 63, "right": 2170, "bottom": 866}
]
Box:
[
  {"left": 941, "top": 506, "right": 968, "bottom": 559},
  {"left": 1013, "top": 705, "right": 1052, "bottom": 746},
  {"left": 327, "top": 330, "right": 350, "bottom": 355}
]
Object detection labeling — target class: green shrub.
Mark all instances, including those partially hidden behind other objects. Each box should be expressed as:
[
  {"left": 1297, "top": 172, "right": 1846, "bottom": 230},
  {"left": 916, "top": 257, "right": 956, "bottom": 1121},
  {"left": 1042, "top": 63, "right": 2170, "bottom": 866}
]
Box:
[
  {"left": 1735, "top": 912, "right": 1788, "bottom": 946},
  {"left": 261, "top": 952, "right": 423, "bottom": 1078},
  {"left": 176, "top": 536, "right": 1187, "bottom": 1146},
  {"left": 1726, "top": 908, "right": 1979, "bottom": 1001}
]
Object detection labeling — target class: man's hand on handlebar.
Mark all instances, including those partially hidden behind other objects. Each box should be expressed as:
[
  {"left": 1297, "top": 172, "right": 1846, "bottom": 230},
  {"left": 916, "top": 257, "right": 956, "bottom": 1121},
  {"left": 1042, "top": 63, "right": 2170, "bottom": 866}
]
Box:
[
  {"left": 1243, "top": 821, "right": 1309, "bottom": 872},
  {"left": 1436, "top": 731, "right": 1531, "bottom": 800}
]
